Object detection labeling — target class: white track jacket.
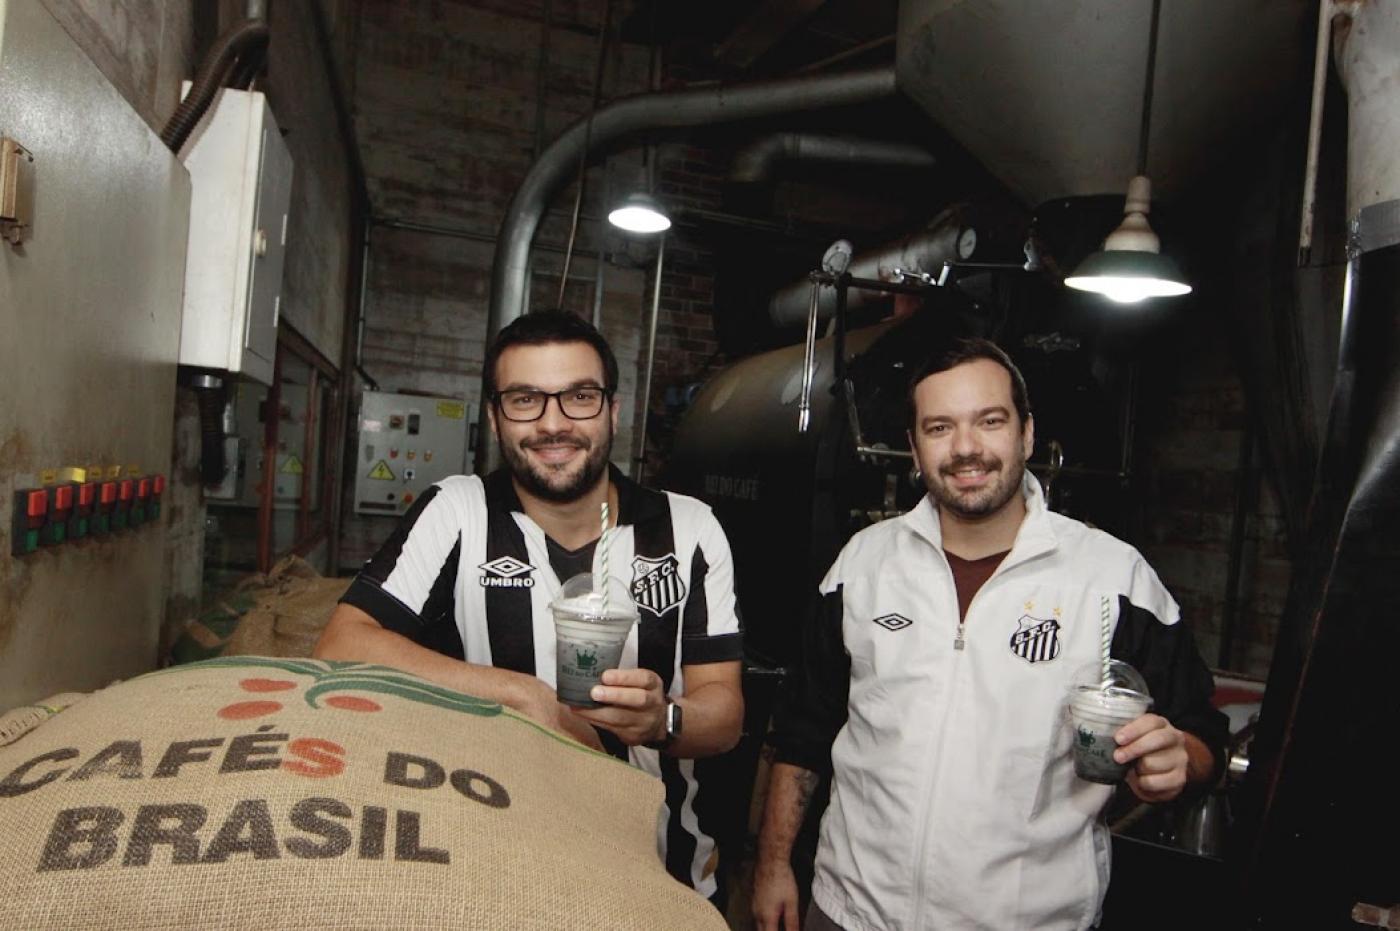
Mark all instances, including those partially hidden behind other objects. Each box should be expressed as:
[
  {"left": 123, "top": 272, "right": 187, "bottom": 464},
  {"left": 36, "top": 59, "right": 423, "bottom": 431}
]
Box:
[{"left": 771, "top": 475, "right": 1226, "bottom": 930}]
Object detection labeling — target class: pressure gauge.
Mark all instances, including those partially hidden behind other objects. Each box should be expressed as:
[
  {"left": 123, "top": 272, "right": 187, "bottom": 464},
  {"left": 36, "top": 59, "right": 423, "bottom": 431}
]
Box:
[{"left": 956, "top": 227, "right": 978, "bottom": 260}]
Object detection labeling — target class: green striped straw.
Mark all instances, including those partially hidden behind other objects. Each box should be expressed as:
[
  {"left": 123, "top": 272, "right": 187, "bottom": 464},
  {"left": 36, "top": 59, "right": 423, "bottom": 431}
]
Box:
[
  {"left": 1100, "top": 595, "right": 1112, "bottom": 690},
  {"left": 599, "top": 500, "right": 611, "bottom": 616}
]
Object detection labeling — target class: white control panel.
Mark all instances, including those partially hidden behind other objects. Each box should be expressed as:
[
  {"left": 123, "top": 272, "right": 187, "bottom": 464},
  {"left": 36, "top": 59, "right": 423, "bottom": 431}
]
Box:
[
  {"left": 354, "top": 391, "right": 471, "bottom": 516},
  {"left": 178, "top": 84, "right": 293, "bottom": 386}
]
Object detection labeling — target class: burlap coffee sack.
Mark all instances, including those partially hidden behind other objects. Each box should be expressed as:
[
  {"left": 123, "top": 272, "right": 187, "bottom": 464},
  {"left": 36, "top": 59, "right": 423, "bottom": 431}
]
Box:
[
  {"left": 0, "top": 658, "right": 725, "bottom": 930},
  {"left": 171, "top": 557, "right": 347, "bottom": 663},
  {"left": 224, "top": 576, "right": 351, "bottom": 659}
]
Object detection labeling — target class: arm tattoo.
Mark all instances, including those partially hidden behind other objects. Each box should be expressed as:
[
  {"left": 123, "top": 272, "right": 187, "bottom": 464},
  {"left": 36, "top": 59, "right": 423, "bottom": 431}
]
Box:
[{"left": 794, "top": 769, "right": 820, "bottom": 816}]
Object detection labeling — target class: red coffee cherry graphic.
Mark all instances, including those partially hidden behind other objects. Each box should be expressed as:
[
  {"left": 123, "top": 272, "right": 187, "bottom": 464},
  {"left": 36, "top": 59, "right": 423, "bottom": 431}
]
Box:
[
  {"left": 217, "top": 700, "right": 283, "bottom": 720},
  {"left": 325, "top": 695, "right": 382, "bottom": 713}
]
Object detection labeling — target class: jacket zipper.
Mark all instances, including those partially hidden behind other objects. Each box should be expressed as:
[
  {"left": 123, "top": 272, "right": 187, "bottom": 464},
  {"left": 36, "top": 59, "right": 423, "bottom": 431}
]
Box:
[{"left": 910, "top": 549, "right": 1017, "bottom": 928}]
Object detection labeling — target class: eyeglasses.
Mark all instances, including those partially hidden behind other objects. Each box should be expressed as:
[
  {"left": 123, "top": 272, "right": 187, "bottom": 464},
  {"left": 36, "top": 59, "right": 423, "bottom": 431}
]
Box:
[{"left": 492, "top": 387, "right": 612, "bottom": 422}]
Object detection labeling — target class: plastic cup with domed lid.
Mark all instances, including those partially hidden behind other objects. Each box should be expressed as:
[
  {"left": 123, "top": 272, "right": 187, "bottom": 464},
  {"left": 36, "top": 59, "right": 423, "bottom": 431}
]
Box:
[
  {"left": 1067, "top": 659, "right": 1153, "bottom": 784},
  {"left": 552, "top": 573, "right": 638, "bottom": 708}
]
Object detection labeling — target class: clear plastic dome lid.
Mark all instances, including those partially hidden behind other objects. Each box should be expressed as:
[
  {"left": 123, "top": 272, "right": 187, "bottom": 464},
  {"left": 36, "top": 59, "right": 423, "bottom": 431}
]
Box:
[
  {"left": 551, "top": 572, "right": 636, "bottom": 620},
  {"left": 1073, "top": 658, "right": 1151, "bottom": 699}
]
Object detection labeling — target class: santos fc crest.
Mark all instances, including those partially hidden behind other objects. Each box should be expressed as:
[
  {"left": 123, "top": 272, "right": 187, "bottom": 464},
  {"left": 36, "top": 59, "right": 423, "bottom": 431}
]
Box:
[
  {"left": 1009, "top": 615, "right": 1061, "bottom": 664},
  {"left": 630, "top": 554, "right": 686, "bottom": 616}
]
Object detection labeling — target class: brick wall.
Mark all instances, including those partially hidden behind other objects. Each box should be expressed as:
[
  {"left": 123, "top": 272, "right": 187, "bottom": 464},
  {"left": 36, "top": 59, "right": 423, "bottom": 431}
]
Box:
[
  {"left": 342, "top": 0, "right": 656, "bottom": 567},
  {"left": 1136, "top": 317, "right": 1290, "bottom": 678}
]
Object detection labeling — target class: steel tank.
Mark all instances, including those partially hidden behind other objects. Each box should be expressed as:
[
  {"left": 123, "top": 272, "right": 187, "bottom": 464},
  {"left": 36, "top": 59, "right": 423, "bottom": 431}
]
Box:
[{"left": 662, "top": 291, "right": 983, "bottom": 666}]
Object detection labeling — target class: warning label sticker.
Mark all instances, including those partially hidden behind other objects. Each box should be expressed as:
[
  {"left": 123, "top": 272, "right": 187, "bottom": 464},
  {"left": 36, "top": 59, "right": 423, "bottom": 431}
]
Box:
[
  {"left": 437, "top": 401, "right": 466, "bottom": 420},
  {"left": 367, "top": 460, "right": 395, "bottom": 481},
  {"left": 279, "top": 455, "right": 303, "bottom": 475}
]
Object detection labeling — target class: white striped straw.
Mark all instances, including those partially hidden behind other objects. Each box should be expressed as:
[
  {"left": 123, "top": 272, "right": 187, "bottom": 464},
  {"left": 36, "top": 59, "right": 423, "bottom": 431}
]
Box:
[
  {"left": 1100, "top": 595, "right": 1112, "bottom": 690},
  {"left": 599, "top": 500, "right": 611, "bottom": 616}
]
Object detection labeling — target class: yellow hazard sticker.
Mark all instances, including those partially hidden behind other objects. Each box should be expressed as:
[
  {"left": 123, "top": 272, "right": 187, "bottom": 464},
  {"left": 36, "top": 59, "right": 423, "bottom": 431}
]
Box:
[
  {"left": 39, "top": 469, "right": 57, "bottom": 485},
  {"left": 280, "top": 455, "right": 304, "bottom": 475},
  {"left": 437, "top": 400, "right": 466, "bottom": 420},
  {"left": 367, "top": 460, "right": 395, "bottom": 481}
]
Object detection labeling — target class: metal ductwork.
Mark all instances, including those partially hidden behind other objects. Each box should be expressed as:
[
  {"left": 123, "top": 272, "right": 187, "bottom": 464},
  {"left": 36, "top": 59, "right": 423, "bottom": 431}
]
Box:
[
  {"left": 729, "top": 133, "right": 935, "bottom": 185},
  {"left": 479, "top": 66, "right": 898, "bottom": 472},
  {"left": 767, "top": 205, "right": 975, "bottom": 327}
]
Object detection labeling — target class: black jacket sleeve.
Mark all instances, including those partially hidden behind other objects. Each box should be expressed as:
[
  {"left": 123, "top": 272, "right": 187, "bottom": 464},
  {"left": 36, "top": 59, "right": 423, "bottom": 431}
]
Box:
[
  {"left": 1111, "top": 594, "right": 1231, "bottom": 784},
  {"left": 768, "top": 586, "right": 851, "bottom": 775}
]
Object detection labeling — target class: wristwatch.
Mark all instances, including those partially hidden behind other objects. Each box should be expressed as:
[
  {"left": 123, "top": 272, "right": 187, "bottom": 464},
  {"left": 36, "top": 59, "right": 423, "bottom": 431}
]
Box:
[{"left": 645, "top": 701, "right": 682, "bottom": 750}]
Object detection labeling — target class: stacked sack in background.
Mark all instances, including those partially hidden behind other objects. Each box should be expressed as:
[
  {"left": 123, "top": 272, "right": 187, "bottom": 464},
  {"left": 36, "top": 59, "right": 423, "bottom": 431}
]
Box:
[
  {"left": 170, "top": 557, "right": 349, "bottom": 664},
  {"left": 0, "top": 658, "right": 725, "bottom": 930}
]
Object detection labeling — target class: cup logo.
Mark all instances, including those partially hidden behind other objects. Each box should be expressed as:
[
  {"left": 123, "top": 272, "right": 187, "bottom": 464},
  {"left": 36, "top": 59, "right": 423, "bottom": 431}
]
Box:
[{"left": 574, "top": 648, "right": 598, "bottom": 671}]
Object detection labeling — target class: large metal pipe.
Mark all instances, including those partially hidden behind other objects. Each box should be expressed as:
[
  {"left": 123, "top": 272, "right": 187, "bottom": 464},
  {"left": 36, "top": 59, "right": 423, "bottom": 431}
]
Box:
[
  {"left": 767, "top": 205, "right": 974, "bottom": 327},
  {"left": 478, "top": 67, "right": 898, "bottom": 473},
  {"left": 730, "top": 133, "right": 935, "bottom": 184}
]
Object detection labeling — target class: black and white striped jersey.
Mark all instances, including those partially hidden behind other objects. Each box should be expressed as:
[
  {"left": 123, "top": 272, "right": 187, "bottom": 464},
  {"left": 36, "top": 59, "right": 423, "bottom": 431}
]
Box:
[{"left": 340, "top": 466, "right": 743, "bottom": 896}]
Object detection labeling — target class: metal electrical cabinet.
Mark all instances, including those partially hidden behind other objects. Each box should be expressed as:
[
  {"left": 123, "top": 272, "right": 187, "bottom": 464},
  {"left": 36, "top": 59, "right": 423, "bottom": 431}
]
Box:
[
  {"left": 354, "top": 392, "right": 470, "bottom": 516},
  {"left": 0, "top": 0, "right": 191, "bottom": 709},
  {"left": 178, "top": 84, "right": 292, "bottom": 386},
  {"left": 206, "top": 381, "right": 318, "bottom": 510}
]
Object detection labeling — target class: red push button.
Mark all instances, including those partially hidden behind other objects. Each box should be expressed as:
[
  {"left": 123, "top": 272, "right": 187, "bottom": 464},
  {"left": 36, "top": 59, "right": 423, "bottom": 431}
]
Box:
[
  {"left": 25, "top": 489, "right": 48, "bottom": 519},
  {"left": 118, "top": 480, "right": 134, "bottom": 502},
  {"left": 137, "top": 478, "right": 151, "bottom": 500},
  {"left": 153, "top": 475, "right": 166, "bottom": 495},
  {"left": 53, "top": 485, "right": 73, "bottom": 511},
  {"left": 99, "top": 482, "right": 117, "bottom": 506},
  {"left": 78, "top": 483, "right": 96, "bottom": 509}
]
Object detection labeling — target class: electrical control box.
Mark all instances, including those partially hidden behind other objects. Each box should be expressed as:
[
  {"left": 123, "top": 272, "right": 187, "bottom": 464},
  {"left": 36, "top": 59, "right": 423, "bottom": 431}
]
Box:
[
  {"left": 354, "top": 392, "right": 470, "bottom": 516},
  {"left": 205, "top": 381, "right": 317, "bottom": 510},
  {"left": 178, "top": 84, "right": 293, "bottom": 386}
]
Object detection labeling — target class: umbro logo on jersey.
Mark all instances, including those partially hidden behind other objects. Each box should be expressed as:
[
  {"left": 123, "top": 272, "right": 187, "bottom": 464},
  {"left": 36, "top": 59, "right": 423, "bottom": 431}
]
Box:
[
  {"left": 631, "top": 553, "right": 686, "bottom": 615},
  {"left": 479, "top": 556, "right": 536, "bottom": 588},
  {"left": 1010, "top": 615, "right": 1061, "bottom": 663},
  {"left": 873, "top": 614, "right": 912, "bottom": 632}
]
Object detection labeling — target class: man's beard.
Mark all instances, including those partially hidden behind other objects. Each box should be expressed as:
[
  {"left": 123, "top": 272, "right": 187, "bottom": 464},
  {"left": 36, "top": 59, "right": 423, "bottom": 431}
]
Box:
[
  {"left": 925, "top": 450, "right": 1025, "bottom": 520},
  {"left": 502, "top": 429, "right": 613, "bottom": 503}
]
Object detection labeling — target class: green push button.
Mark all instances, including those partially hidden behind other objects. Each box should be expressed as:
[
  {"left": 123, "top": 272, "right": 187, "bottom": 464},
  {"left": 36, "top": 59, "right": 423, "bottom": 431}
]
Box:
[
  {"left": 112, "top": 511, "right": 128, "bottom": 531},
  {"left": 71, "top": 517, "right": 89, "bottom": 539},
  {"left": 21, "top": 529, "right": 38, "bottom": 554},
  {"left": 41, "top": 523, "right": 66, "bottom": 545},
  {"left": 92, "top": 514, "right": 110, "bottom": 535},
  {"left": 130, "top": 506, "right": 145, "bottom": 526}
]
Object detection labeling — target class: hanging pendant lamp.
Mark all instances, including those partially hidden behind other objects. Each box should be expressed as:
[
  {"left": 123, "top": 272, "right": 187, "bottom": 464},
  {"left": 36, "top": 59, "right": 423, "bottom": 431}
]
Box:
[{"left": 1065, "top": 0, "right": 1191, "bottom": 304}]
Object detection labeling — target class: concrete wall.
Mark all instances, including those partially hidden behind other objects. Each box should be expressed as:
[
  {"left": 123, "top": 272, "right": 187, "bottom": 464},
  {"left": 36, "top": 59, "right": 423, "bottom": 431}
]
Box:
[{"left": 260, "top": 0, "right": 359, "bottom": 366}]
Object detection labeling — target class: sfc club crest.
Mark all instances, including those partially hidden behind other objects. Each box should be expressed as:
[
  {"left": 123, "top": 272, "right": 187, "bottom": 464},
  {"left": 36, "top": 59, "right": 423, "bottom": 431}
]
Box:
[
  {"left": 1009, "top": 615, "right": 1061, "bottom": 664},
  {"left": 630, "top": 553, "right": 686, "bottom": 615}
]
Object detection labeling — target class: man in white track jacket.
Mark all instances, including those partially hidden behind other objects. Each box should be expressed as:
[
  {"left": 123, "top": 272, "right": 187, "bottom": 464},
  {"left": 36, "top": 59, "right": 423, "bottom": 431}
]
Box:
[{"left": 753, "top": 338, "right": 1228, "bottom": 931}]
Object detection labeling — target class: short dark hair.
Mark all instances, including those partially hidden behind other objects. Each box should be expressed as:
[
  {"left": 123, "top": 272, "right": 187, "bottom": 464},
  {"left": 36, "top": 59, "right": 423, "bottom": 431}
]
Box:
[
  {"left": 907, "top": 337, "right": 1031, "bottom": 426},
  {"left": 483, "top": 309, "right": 619, "bottom": 396}
]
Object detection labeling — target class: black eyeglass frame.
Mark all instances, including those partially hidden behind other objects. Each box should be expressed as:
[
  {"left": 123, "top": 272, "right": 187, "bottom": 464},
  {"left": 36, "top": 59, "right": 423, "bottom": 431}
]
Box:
[{"left": 489, "top": 386, "right": 614, "bottom": 422}]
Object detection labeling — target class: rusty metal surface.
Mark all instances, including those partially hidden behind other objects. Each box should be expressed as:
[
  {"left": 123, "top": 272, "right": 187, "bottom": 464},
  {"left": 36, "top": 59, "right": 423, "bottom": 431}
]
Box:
[{"left": 0, "top": 0, "right": 189, "bottom": 709}]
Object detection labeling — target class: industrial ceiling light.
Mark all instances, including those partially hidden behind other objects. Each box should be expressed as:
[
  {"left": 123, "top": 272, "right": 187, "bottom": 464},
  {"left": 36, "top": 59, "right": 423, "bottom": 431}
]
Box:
[
  {"left": 1065, "top": 0, "right": 1191, "bottom": 305},
  {"left": 607, "top": 192, "right": 671, "bottom": 233}
]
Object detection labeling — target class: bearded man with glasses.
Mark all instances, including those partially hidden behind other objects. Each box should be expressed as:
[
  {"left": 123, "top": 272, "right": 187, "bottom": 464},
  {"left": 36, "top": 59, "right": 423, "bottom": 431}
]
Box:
[{"left": 316, "top": 310, "right": 744, "bottom": 907}]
